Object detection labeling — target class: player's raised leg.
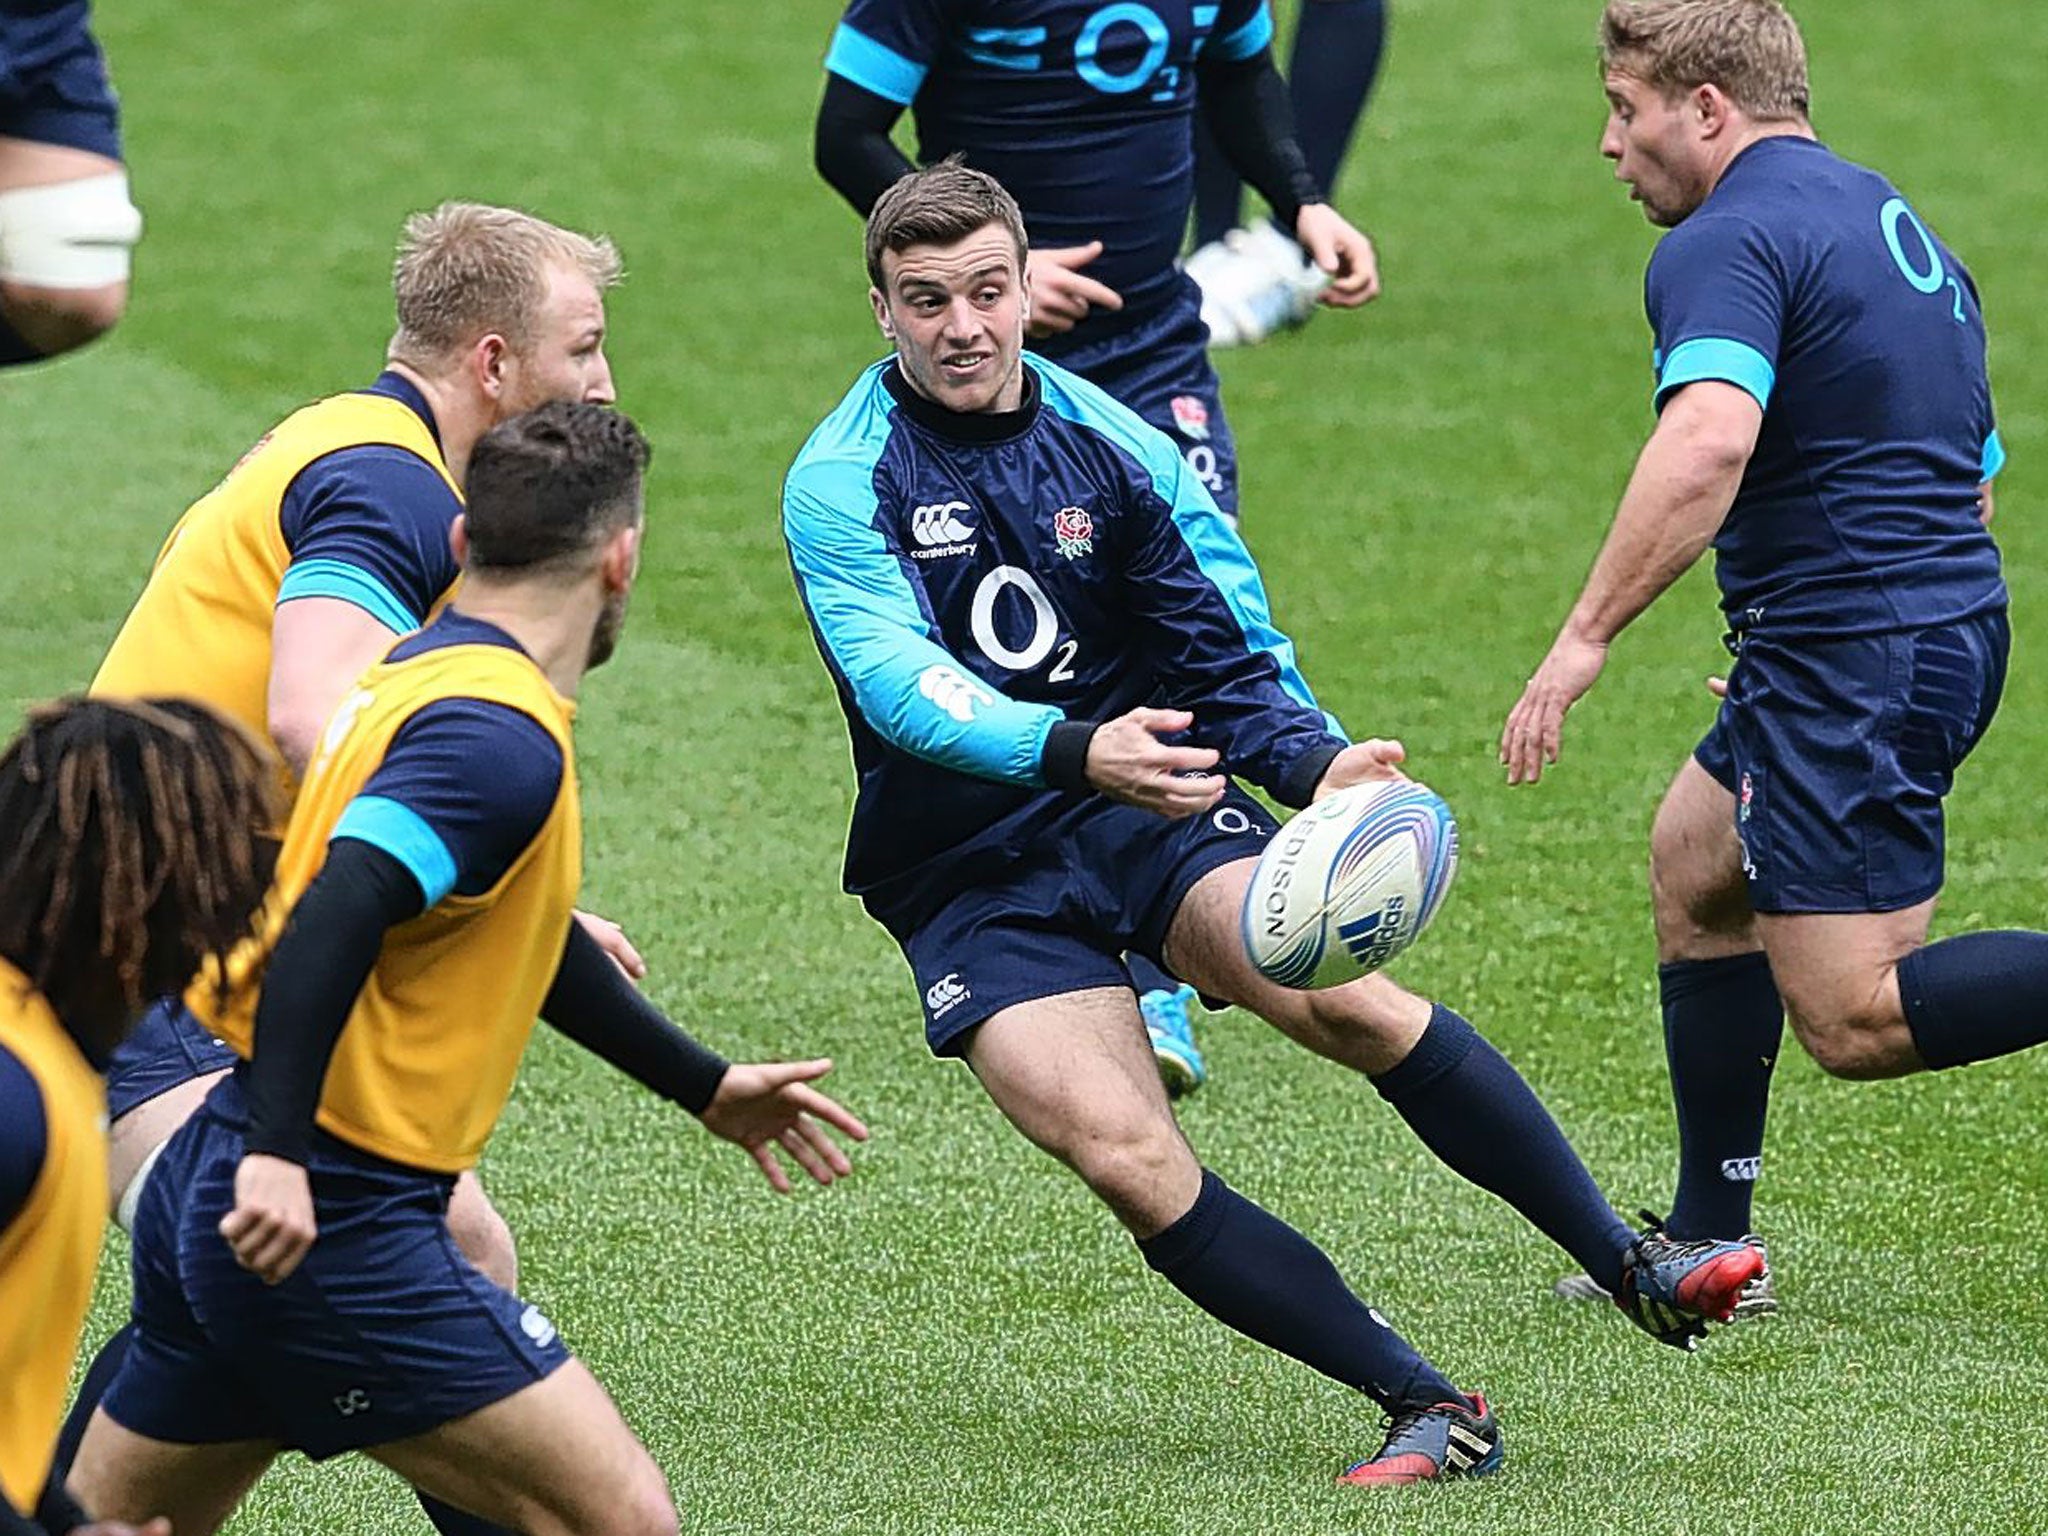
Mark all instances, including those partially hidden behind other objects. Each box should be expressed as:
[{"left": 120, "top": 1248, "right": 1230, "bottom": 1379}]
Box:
[
  {"left": 1165, "top": 858, "right": 1765, "bottom": 1348},
  {"left": 963, "top": 986, "right": 1500, "bottom": 1483},
  {"left": 368, "top": 1360, "right": 677, "bottom": 1536}
]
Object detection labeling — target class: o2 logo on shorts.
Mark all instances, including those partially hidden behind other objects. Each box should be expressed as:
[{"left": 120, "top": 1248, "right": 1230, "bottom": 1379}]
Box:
[
  {"left": 1211, "top": 806, "right": 1254, "bottom": 835},
  {"left": 1183, "top": 443, "right": 1224, "bottom": 496}
]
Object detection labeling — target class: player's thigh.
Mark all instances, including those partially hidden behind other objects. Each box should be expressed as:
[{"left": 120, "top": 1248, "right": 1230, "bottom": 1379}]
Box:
[
  {"left": 1649, "top": 753, "right": 1756, "bottom": 959},
  {"left": 1756, "top": 900, "right": 1934, "bottom": 1076},
  {"left": 1162, "top": 858, "right": 1432, "bottom": 1074},
  {"left": 68, "top": 1408, "right": 278, "bottom": 1536},
  {"left": 964, "top": 986, "right": 1201, "bottom": 1235},
  {"left": 0, "top": 135, "right": 122, "bottom": 190},
  {"left": 106, "top": 1070, "right": 224, "bottom": 1212},
  {"left": 448, "top": 1168, "right": 519, "bottom": 1290},
  {"left": 368, "top": 1357, "right": 675, "bottom": 1536}
]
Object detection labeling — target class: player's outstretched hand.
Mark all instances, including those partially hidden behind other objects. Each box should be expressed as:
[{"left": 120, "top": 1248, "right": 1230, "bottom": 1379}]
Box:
[
  {"left": 1312, "top": 738, "right": 1407, "bottom": 800},
  {"left": 221, "top": 1152, "right": 317, "bottom": 1285},
  {"left": 699, "top": 1059, "right": 870, "bottom": 1194},
  {"left": 1027, "top": 242, "right": 1124, "bottom": 337},
  {"left": 574, "top": 907, "right": 647, "bottom": 982},
  {"left": 1294, "top": 204, "right": 1381, "bottom": 307},
  {"left": 1500, "top": 631, "right": 1609, "bottom": 784},
  {"left": 1085, "top": 707, "right": 1225, "bottom": 818}
]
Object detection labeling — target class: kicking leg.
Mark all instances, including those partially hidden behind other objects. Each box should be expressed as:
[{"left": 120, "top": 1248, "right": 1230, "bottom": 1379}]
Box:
[{"left": 963, "top": 986, "right": 1465, "bottom": 1414}]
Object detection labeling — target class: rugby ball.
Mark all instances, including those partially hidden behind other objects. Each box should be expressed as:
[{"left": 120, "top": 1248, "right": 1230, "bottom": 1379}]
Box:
[{"left": 1241, "top": 779, "right": 1460, "bottom": 990}]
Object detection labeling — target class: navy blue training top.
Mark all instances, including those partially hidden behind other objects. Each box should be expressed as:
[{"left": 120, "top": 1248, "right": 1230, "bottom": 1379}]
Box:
[
  {"left": 784, "top": 354, "right": 1345, "bottom": 935},
  {"left": 1645, "top": 136, "right": 2006, "bottom": 641},
  {"left": 825, "top": 0, "right": 1274, "bottom": 348}
]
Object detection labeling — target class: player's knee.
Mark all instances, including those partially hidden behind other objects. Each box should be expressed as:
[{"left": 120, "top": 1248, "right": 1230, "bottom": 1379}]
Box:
[
  {"left": 617, "top": 1477, "right": 679, "bottom": 1536},
  {"left": 1070, "top": 1125, "right": 1195, "bottom": 1228},
  {"left": 0, "top": 172, "right": 141, "bottom": 354},
  {"left": 1787, "top": 1000, "right": 1900, "bottom": 1080},
  {"left": 447, "top": 1180, "right": 519, "bottom": 1290}
]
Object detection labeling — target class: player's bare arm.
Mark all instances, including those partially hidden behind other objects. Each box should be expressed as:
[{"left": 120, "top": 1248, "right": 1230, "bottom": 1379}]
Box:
[
  {"left": 1501, "top": 380, "right": 1761, "bottom": 784},
  {"left": 268, "top": 597, "right": 410, "bottom": 774}
]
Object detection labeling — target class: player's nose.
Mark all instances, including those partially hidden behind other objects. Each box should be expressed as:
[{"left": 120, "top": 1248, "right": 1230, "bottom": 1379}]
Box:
[{"left": 585, "top": 352, "right": 617, "bottom": 405}]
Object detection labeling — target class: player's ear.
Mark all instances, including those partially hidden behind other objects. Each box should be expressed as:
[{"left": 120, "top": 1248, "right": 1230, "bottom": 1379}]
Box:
[
  {"left": 1692, "top": 82, "right": 1729, "bottom": 135},
  {"left": 871, "top": 286, "right": 894, "bottom": 340},
  {"left": 473, "top": 333, "right": 510, "bottom": 400},
  {"left": 602, "top": 522, "right": 641, "bottom": 590},
  {"left": 449, "top": 514, "right": 471, "bottom": 567}
]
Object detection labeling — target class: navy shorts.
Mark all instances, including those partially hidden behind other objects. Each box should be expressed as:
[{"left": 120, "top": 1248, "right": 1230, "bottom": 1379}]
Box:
[
  {"left": 903, "top": 782, "right": 1276, "bottom": 1053},
  {"left": 1694, "top": 611, "right": 2009, "bottom": 914},
  {"left": 1038, "top": 278, "right": 1240, "bottom": 516},
  {"left": 104, "top": 1073, "right": 569, "bottom": 1460},
  {"left": 105, "top": 999, "right": 238, "bottom": 1122},
  {"left": 0, "top": 3, "right": 124, "bottom": 159}
]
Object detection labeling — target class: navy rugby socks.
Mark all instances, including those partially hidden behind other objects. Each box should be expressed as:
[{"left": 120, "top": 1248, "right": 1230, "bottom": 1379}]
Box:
[
  {"left": 1898, "top": 931, "right": 2048, "bottom": 1069},
  {"left": 1660, "top": 953, "right": 1784, "bottom": 1240},
  {"left": 1371, "top": 1005, "right": 1635, "bottom": 1292},
  {"left": 1140, "top": 1168, "right": 1462, "bottom": 1412}
]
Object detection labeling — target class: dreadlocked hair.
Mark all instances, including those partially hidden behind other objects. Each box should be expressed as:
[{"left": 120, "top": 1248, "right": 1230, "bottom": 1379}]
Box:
[{"left": 0, "top": 696, "right": 281, "bottom": 1059}]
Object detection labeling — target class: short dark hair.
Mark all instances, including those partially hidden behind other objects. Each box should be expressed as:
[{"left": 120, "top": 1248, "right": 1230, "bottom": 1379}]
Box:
[
  {"left": 462, "top": 402, "right": 651, "bottom": 573},
  {"left": 864, "top": 157, "right": 1029, "bottom": 289}
]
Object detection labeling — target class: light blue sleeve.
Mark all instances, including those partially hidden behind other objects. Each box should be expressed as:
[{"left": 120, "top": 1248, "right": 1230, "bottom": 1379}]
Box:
[
  {"left": 1209, "top": 0, "right": 1274, "bottom": 60},
  {"left": 783, "top": 468, "right": 1062, "bottom": 786},
  {"left": 276, "top": 558, "right": 416, "bottom": 635},
  {"left": 331, "top": 795, "right": 458, "bottom": 906},
  {"left": 1982, "top": 428, "right": 2006, "bottom": 482}
]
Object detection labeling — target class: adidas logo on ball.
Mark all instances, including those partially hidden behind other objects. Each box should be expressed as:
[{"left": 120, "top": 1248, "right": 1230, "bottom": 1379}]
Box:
[{"left": 1241, "top": 780, "right": 1460, "bottom": 990}]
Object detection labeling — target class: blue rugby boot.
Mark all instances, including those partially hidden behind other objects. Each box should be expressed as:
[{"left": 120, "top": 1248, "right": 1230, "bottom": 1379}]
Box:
[
  {"left": 1615, "top": 1216, "right": 1770, "bottom": 1350},
  {"left": 1339, "top": 1394, "right": 1503, "bottom": 1487},
  {"left": 1141, "top": 984, "right": 1206, "bottom": 1098}
]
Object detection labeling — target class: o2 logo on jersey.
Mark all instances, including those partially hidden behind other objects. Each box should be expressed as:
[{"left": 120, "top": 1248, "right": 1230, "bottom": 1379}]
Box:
[
  {"left": 1073, "top": 2, "right": 1187, "bottom": 101},
  {"left": 1879, "top": 196, "right": 1965, "bottom": 324},
  {"left": 966, "top": 565, "right": 1079, "bottom": 683}
]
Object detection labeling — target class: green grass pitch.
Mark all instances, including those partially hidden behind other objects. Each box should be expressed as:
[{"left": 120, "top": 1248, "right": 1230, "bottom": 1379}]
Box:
[{"left": 2, "top": 2, "right": 2043, "bottom": 1531}]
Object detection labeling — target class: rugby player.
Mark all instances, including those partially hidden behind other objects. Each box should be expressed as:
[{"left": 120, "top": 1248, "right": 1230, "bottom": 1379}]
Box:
[
  {"left": 1501, "top": 0, "right": 2032, "bottom": 1299},
  {"left": 784, "top": 161, "right": 1762, "bottom": 1486},
  {"left": 64, "top": 200, "right": 634, "bottom": 1536},
  {"left": 0, "top": 1, "right": 139, "bottom": 366},
  {"left": 1, "top": 698, "right": 276, "bottom": 1536},
  {"left": 67, "top": 403, "right": 867, "bottom": 1536},
  {"left": 812, "top": 0, "right": 1383, "bottom": 1089}
]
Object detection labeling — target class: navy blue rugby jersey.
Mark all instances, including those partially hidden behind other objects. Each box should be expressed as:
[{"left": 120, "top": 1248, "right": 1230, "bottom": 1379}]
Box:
[
  {"left": 825, "top": 0, "right": 1274, "bottom": 346},
  {"left": 783, "top": 354, "right": 1344, "bottom": 934},
  {"left": 1646, "top": 136, "right": 2006, "bottom": 641}
]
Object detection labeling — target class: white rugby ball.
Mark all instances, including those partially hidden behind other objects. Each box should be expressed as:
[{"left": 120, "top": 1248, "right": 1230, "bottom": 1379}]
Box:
[{"left": 1241, "top": 779, "right": 1460, "bottom": 990}]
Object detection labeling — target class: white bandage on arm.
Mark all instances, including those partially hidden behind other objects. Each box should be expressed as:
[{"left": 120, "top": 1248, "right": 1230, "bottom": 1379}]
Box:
[{"left": 0, "top": 171, "right": 143, "bottom": 287}]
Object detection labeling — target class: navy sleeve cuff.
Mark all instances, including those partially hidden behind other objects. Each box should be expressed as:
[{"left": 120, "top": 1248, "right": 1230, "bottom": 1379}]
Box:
[
  {"left": 1042, "top": 720, "right": 1100, "bottom": 794},
  {"left": 1274, "top": 740, "right": 1344, "bottom": 809}
]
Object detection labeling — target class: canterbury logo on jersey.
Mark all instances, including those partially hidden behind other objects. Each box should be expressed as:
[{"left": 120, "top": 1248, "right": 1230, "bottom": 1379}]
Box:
[
  {"left": 918, "top": 664, "right": 993, "bottom": 723},
  {"left": 909, "top": 501, "right": 977, "bottom": 559}
]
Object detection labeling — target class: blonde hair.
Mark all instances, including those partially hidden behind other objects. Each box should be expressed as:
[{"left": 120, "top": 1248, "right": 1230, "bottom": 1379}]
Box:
[
  {"left": 388, "top": 201, "right": 622, "bottom": 370},
  {"left": 1600, "top": 0, "right": 1810, "bottom": 121}
]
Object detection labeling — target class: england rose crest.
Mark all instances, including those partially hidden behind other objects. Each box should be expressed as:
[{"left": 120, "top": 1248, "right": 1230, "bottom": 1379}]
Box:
[
  {"left": 1170, "top": 394, "right": 1211, "bottom": 441},
  {"left": 1053, "top": 505, "right": 1095, "bottom": 560}
]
